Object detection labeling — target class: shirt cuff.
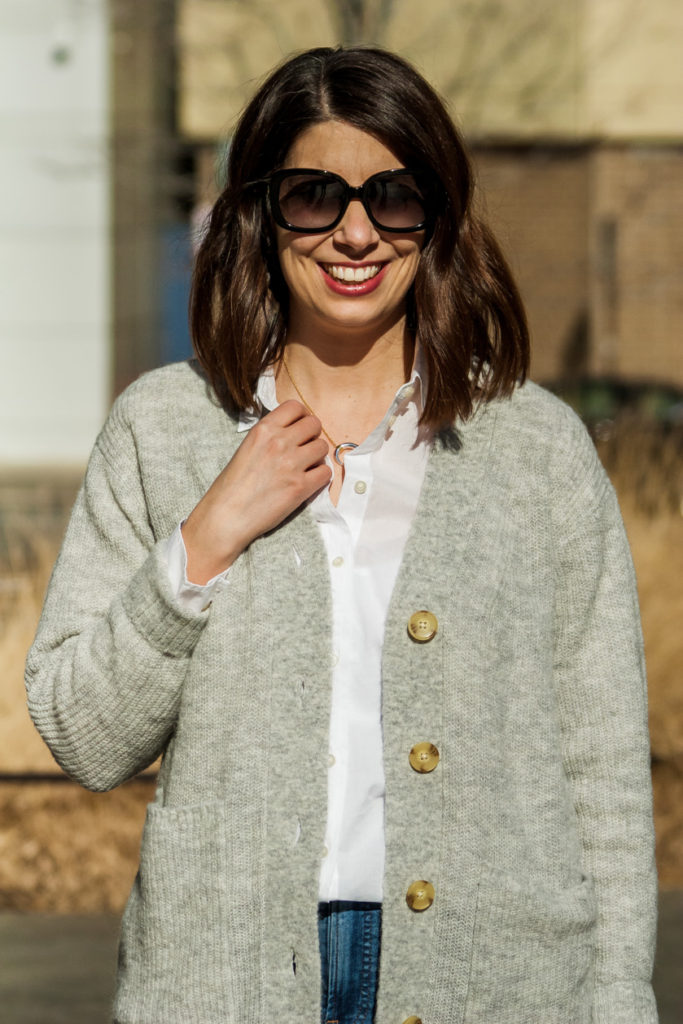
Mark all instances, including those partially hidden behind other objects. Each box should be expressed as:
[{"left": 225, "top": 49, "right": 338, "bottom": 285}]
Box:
[{"left": 163, "top": 522, "right": 231, "bottom": 613}]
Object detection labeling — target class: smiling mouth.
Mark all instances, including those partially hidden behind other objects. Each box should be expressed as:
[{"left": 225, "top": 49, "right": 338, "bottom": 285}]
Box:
[{"left": 322, "top": 263, "right": 383, "bottom": 283}]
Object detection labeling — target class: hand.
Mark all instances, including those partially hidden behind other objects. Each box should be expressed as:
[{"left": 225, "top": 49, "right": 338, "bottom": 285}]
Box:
[{"left": 181, "top": 400, "right": 331, "bottom": 583}]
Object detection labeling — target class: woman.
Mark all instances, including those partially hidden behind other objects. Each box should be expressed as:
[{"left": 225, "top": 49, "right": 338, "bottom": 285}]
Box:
[{"left": 27, "top": 46, "right": 657, "bottom": 1024}]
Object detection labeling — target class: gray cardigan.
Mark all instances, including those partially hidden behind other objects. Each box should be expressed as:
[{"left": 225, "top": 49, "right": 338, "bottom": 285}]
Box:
[{"left": 26, "top": 360, "right": 658, "bottom": 1024}]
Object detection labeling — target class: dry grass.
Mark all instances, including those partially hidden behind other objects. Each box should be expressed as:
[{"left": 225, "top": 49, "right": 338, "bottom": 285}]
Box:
[
  {"left": 597, "top": 423, "right": 683, "bottom": 887},
  {"left": 0, "top": 433, "right": 682, "bottom": 911},
  {"left": 0, "top": 779, "right": 154, "bottom": 912},
  {"left": 623, "top": 511, "right": 683, "bottom": 761},
  {"left": 652, "top": 759, "right": 683, "bottom": 890},
  {"left": 0, "top": 539, "right": 62, "bottom": 773},
  {"left": 596, "top": 423, "right": 683, "bottom": 762},
  {"left": 623, "top": 509, "right": 683, "bottom": 888},
  {"left": 0, "top": 525, "right": 154, "bottom": 913}
]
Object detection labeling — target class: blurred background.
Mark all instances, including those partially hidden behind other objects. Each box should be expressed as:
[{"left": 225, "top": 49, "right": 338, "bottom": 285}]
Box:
[{"left": 1, "top": 0, "right": 682, "bottom": 1019}]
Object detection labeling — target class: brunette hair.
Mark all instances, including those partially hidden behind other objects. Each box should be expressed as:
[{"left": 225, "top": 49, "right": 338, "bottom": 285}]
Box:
[{"left": 191, "top": 46, "right": 529, "bottom": 426}]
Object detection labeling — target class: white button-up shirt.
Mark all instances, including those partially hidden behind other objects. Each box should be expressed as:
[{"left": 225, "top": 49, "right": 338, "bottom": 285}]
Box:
[{"left": 166, "top": 355, "right": 432, "bottom": 902}]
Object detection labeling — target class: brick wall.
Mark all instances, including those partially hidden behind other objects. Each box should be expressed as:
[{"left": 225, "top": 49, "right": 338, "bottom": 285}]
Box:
[
  {"left": 472, "top": 143, "right": 683, "bottom": 388},
  {"left": 590, "top": 146, "right": 683, "bottom": 384}
]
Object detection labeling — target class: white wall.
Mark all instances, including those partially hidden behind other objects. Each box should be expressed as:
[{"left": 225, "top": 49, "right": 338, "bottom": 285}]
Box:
[{"left": 0, "top": 0, "right": 110, "bottom": 465}]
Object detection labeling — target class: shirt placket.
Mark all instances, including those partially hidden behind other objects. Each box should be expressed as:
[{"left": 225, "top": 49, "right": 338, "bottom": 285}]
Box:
[{"left": 317, "top": 447, "right": 375, "bottom": 896}]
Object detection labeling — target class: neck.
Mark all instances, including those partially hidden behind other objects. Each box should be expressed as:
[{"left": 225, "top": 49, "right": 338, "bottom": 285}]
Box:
[
  {"left": 274, "top": 326, "right": 415, "bottom": 478},
  {"left": 281, "top": 317, "right": 414, "bottom": 401}
]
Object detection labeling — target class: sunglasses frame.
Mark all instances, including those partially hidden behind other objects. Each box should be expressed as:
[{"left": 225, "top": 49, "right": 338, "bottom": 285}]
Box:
[{"left": 266, "top": 167, "right": 434, "bottom": 234}]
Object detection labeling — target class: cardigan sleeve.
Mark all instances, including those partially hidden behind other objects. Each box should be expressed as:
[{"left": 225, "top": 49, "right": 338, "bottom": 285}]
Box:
[
  {"left": 551, "top": 421, "right": 658, "bottom": 1024},
  {"left": 25, "top": 390, "right": 210, "bottom": 792}
]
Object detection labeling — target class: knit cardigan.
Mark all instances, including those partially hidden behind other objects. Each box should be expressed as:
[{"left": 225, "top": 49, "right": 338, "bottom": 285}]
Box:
[{"left": 26, "top": 360, "right": 658, "bottom": 1024}]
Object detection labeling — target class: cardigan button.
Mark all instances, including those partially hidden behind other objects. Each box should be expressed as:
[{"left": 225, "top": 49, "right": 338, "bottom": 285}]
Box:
[
  {"left": 407, "top": 610, "right": 438, "bottom": 643},
  {"left": 402, "top": 1018, "right": 423, "bottom": 1024},
  {"left": 406, "top": 880, "right": 435, "bottom": 911},
  {"left": 409, "top": 742, "right": 440, "bottom": 773}
]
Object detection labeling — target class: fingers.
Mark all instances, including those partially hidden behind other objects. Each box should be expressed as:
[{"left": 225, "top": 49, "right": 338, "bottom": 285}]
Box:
[
  {"left": 266, "top": 433, "right": 329, "bottom": 485},
  {"left": 248, "top": 406, "right": 331, "bottom": 496},
  {"left": 250, "top": 400, "right": 327, "bottom": 463},
  {"left": 287, "top": 414, "right": 326, "bottom": 451},
  {"left": 299, "top": 434, "right": 329, "bottom": 468},
  {"left": 182, "top": 398, "right": 333, "bottom": 583},
  {"left": 267, "top": 398, "right": 319, "bottom": 432},
  {"left": 304, "top": 460, "right": 333, "bottom": 493}
]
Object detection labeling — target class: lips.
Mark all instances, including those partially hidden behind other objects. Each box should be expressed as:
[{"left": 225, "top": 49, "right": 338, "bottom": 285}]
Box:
[{"left": 319, "top": 262, "right": 388, "bottom": 295}]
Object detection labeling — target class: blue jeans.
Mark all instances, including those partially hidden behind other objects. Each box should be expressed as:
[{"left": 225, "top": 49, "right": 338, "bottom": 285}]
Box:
[{"left": 318, "top": 901, "right": 382, "bottom": 1024}]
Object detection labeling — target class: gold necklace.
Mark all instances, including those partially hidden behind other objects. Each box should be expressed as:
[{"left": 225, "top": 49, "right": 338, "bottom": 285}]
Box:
[{"left": 282, "top": 356, "right": 358, "bottom": 466}]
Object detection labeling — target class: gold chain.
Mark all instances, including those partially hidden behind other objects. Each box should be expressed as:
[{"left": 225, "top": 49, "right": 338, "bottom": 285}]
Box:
[
  {"left": 282, "top": 356, "right": 338, "bottom": 448},
  {"left": 281, "top": 355, "right": 358, "bottom": 465}
]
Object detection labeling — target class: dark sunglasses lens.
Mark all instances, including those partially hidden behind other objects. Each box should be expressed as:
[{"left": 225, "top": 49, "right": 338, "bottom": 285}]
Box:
[
  {"left": 367, "top": 174, "right": 427, "bottom": 230},
  {"left": 277, "top": 174, "right": 344, "bottom": 229}
]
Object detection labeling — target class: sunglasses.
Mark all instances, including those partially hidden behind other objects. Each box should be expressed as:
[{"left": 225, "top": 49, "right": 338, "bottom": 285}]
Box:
[{"left": 266, "top": 168, "right": 433, "bottom": 234}]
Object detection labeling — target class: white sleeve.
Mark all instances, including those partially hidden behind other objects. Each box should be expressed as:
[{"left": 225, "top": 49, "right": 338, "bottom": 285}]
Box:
[{"left": 163, "top": 523, "right": 231, "bottom": 614}]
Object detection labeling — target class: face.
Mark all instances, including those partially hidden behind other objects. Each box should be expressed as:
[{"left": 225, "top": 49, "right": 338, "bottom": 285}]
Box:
[{"left": 274, "top": 120, "right": 425, "bottom": 341}]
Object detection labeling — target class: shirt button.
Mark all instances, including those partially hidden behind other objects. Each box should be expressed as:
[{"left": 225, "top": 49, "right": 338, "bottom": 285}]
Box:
[
  {"left": 409, "top": 742, "right": 440, "bottom": 773},
  {"left": 332, "top": 556, "right": 344, "bottom": 568},
  {"left": 407, "top": 610, "right": 438, "bottom": 643},
  {"left": 321, "top": 846, "right": 329, "bottom": 858},
  {"left": 354, "top": 480, "right": 367, "bottom": 494},
  {"left": 406, "top": 880, "right": 435, "bottom": 912},
  {"left": 328, "top": 754, "right": 336, "bottom": 767}
]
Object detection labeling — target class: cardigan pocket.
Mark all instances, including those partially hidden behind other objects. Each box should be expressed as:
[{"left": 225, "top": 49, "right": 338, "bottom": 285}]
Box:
[
  {"left": 462, "top": 865, "right": 596, "bottom": 1024},
  {"left": 114, "top": 800, "right": 262, "bottom": 1024}
]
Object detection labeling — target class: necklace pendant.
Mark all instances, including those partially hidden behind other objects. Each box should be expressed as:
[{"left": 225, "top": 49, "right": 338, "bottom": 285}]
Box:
[{"left": 334, "top": 442, "right": 358, "bottom": 465}]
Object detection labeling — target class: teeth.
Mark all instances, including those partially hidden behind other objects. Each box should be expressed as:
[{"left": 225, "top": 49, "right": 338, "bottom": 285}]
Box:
[{"left": 325, "top": 264, "right": 382, "bottom": 282}]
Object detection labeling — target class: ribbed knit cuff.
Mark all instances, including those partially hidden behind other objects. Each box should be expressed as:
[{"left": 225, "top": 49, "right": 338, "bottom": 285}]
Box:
[{"left": 120, "top": 542, "right": 210, "bottom": 657}]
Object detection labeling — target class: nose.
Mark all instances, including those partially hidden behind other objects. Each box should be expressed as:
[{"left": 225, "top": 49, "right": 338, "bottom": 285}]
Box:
[{"left": 333, "top": 196, "right": 380, "bottom": 250}]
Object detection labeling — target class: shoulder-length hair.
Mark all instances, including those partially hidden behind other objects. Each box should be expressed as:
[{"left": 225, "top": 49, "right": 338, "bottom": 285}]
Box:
[{"left": 191, "top": 46, "right": 529, "bottom": 427}]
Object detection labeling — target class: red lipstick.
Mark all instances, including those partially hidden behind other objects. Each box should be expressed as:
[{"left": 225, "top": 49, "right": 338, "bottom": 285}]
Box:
[{"left": 319, "top": 262, "right": 388, "bottom": 295}]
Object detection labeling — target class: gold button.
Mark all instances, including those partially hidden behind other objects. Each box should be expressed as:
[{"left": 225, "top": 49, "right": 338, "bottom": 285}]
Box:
[
  {"left": 407, "top": 610, "right": 438, "bottom": 643},
  {"left": 406, "top": 880, "right": 435, "bottom": 911},
  {"left": 402, "top": 1018, "right": 423, "bottom": 1024},
  {"left": 409, "top": 742, "right": 440, "bottom": 773}
]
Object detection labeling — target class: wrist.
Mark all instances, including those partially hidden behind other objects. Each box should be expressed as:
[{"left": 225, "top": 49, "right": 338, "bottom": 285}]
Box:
[{"left": 180, "top": 516, "right": 245, "bottom": 585}]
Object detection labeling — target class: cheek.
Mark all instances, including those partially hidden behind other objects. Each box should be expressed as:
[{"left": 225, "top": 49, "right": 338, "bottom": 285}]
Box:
[
  {"left": 276, "top": 238, "right": 317, "bottom": 292},
  {"left": 396, "top": 247, "right": 423, "bottom": 287}
]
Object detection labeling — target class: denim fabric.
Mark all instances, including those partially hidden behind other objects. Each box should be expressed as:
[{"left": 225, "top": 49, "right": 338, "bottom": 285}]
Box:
[{"left": 318, "top": 901, "right": 382, "bottom": 1024}]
